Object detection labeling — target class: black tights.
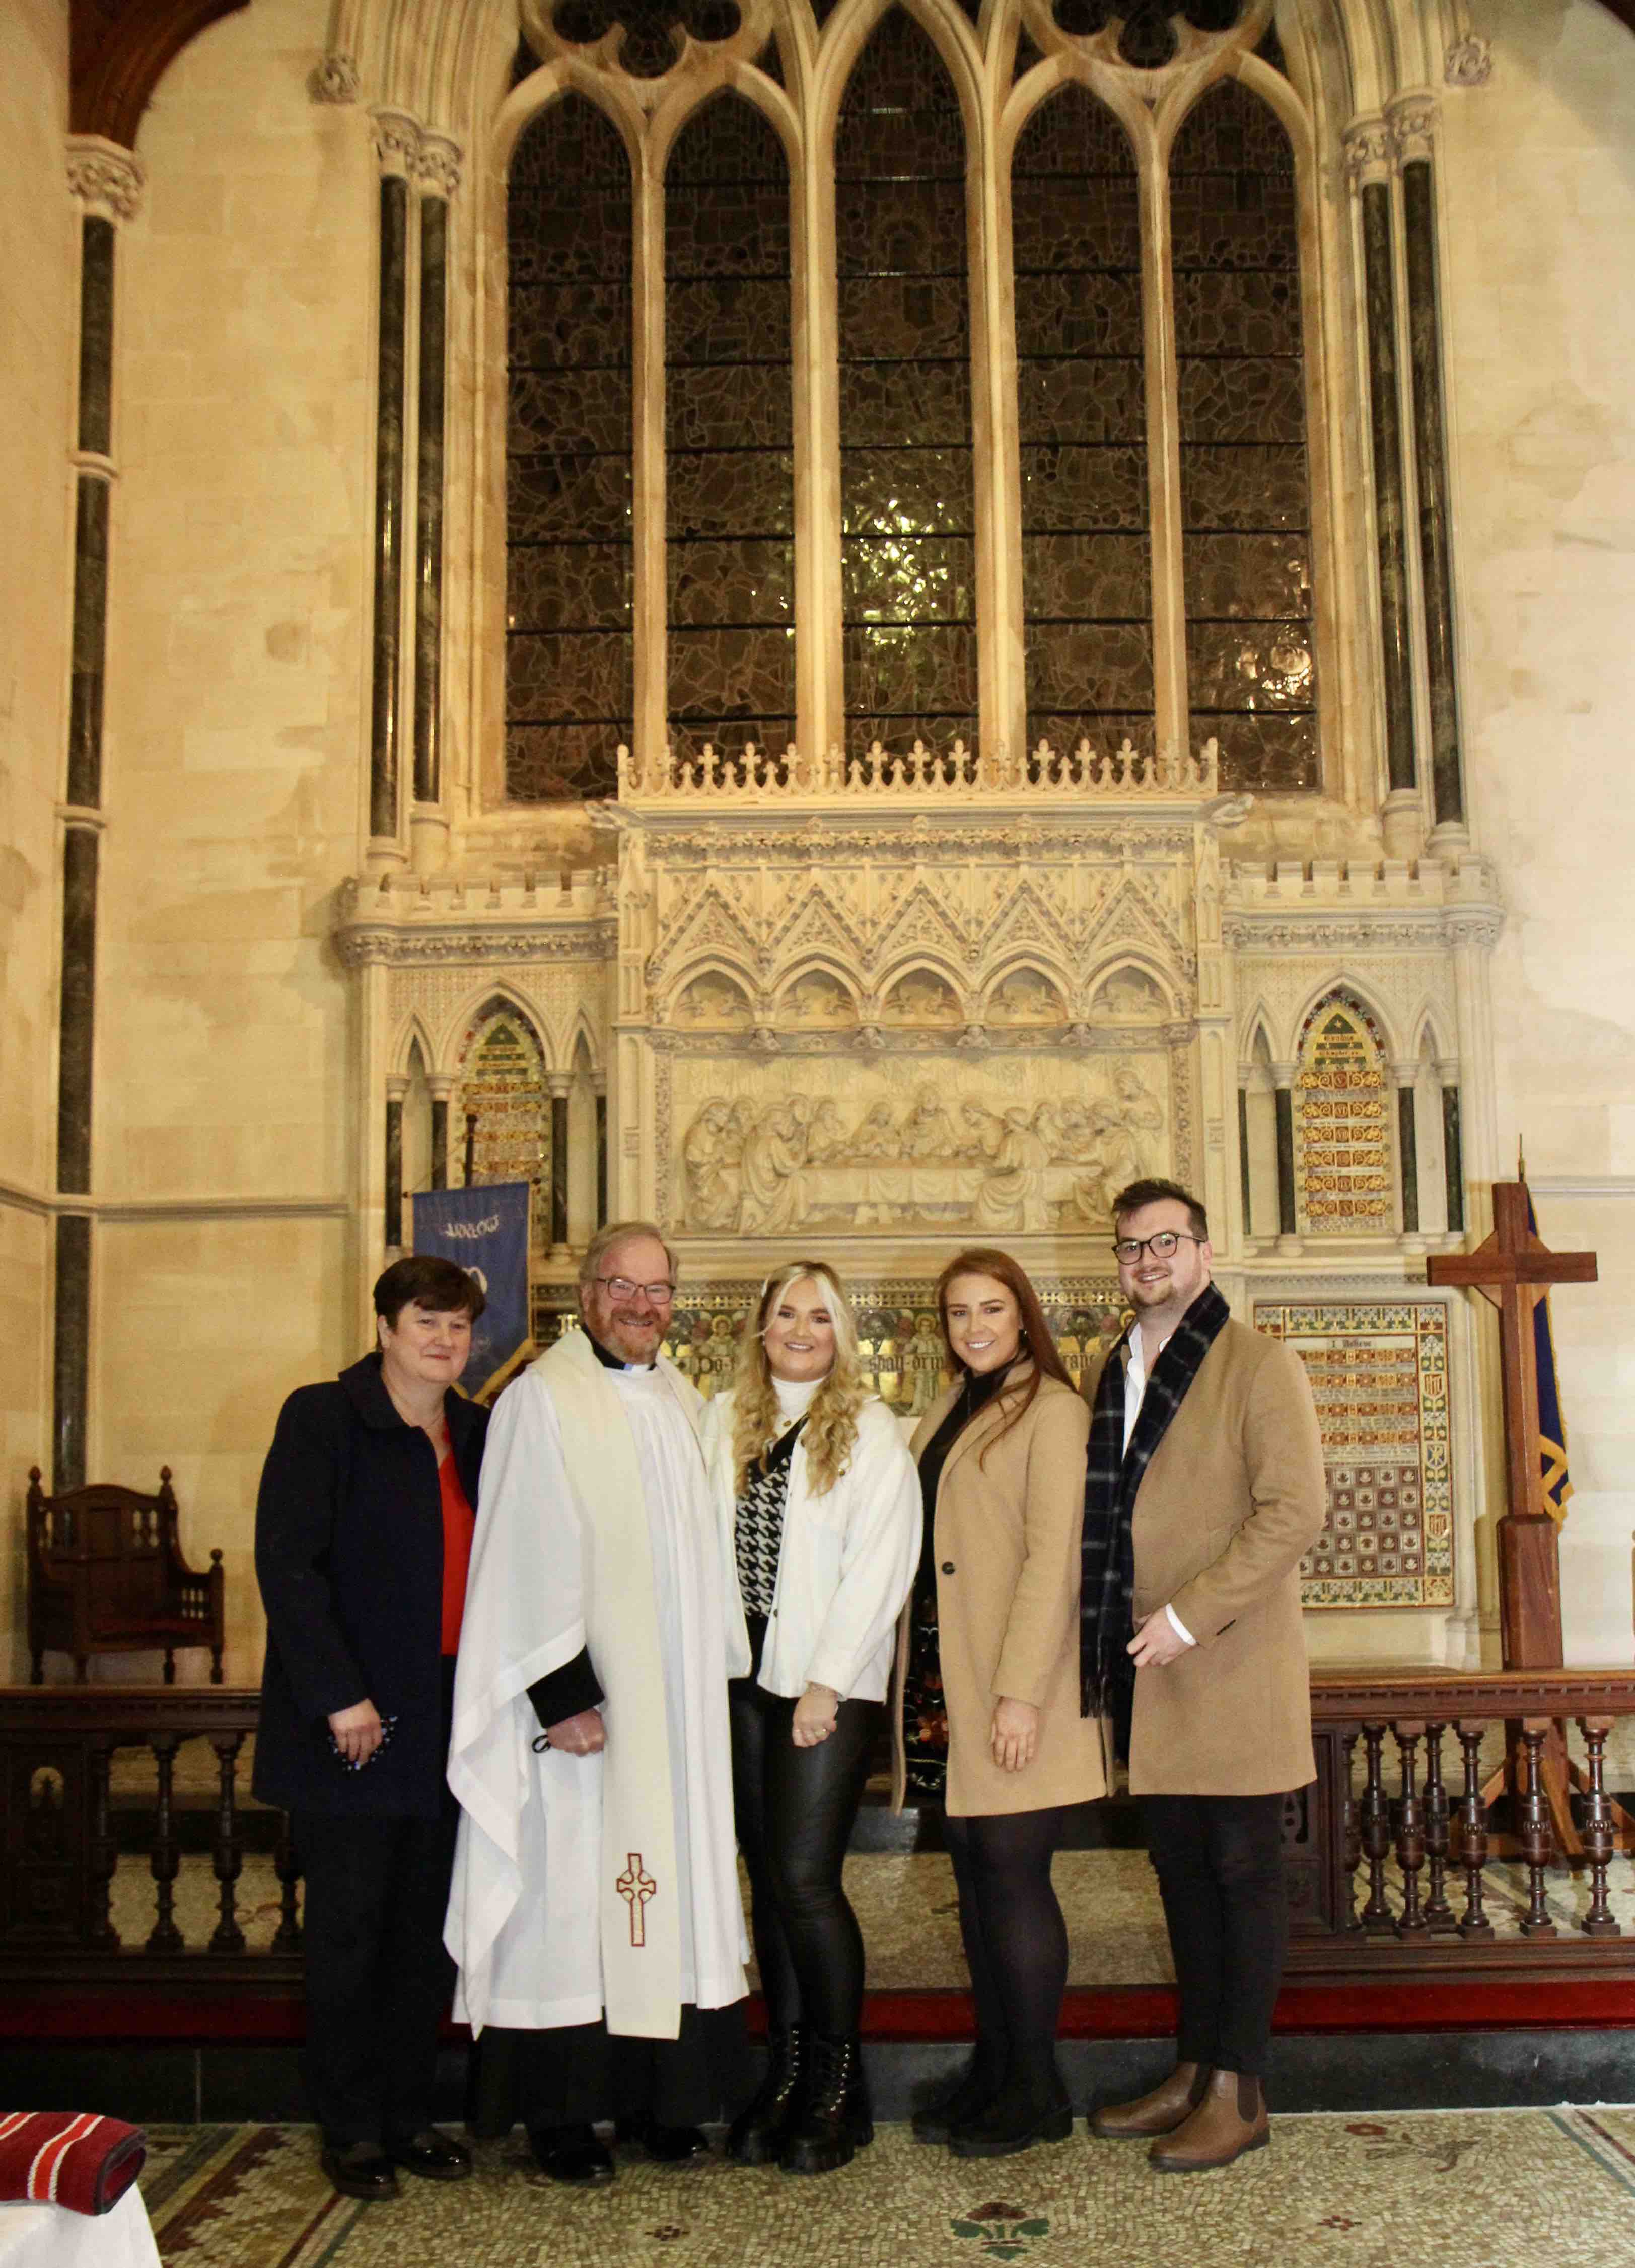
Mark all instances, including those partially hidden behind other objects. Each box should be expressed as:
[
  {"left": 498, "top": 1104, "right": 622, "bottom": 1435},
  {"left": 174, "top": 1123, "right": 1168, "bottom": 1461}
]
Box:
[
  {"left": 729, "top": 1631, "right": 880, "bottom": 2041},
  {"left": 1141, "top": 1792, "right": 1288, "bottom": 2077},
  {"left": 943, "top": 1805, "right": 1071, "bottom": 2103}
]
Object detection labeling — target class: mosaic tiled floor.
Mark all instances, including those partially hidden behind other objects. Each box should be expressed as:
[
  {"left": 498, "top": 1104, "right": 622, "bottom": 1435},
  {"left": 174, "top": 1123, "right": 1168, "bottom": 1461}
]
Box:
[{"left": 139, "top": 2109, "right": 1635, "bottom": 2268}]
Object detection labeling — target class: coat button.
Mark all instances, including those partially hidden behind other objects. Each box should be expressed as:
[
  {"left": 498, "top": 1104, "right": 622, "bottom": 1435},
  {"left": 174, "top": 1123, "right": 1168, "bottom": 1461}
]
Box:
[{"left": 941, "top": 1560, "right": 955, "bottom": 1575}]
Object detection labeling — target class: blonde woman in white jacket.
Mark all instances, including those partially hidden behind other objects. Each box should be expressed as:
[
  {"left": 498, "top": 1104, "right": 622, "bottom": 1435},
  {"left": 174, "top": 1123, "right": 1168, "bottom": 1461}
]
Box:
[{"left": 704, "top": 1261, "right": 921, "bottom": 2178}]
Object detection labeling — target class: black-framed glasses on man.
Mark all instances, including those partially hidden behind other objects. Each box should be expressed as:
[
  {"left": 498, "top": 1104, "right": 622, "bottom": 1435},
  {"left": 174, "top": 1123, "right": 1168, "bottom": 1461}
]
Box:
[
  {"left": 1110, "top": 1232, "right": 1207, "bottom": 1263},
  {"left": 594, "top": 1276, "right": 676, "bottom": 1304}
]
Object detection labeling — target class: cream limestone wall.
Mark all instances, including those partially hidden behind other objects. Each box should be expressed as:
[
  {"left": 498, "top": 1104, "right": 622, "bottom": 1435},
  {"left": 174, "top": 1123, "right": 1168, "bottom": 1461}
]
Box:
[
  {"left": 0, "top": 1, "right": 73, "bottom": 1675},
  {"left": 1439, "top": 0, "right": 1635, "bottom": 1662},
  {"left": 92, "top": 0, "right": 369, "bottom": 1676}
]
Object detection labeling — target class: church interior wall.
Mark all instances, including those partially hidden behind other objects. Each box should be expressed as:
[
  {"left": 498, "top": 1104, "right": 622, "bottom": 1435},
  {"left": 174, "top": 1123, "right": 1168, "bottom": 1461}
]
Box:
[
  {"left": 1435, "top": 0, "right": 1635, "bottom": 1661},
  {"left": 0, "top": 0, "right": 74, "bottom": 1673},
  {"left": 9, "top": 0, "right": 1635, "bottom": 1684}
]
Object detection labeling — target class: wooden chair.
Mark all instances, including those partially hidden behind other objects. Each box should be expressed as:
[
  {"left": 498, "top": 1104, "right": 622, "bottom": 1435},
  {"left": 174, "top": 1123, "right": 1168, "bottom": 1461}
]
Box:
[{"left": 26, "top": 1467, "right": 225, "bottom": 1685}]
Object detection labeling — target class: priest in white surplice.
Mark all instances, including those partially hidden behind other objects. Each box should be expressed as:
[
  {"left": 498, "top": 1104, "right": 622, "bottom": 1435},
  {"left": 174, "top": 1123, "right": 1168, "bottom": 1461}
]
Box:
[{"left": 446, "top": 1222, "right": 750, "bottom": 2187}]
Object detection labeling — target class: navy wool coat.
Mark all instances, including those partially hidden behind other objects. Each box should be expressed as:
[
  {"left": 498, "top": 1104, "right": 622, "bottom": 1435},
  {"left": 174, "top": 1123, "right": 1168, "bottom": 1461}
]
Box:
[{"left": 252, "top": 1353, "right": 489, "bottom": 1817}]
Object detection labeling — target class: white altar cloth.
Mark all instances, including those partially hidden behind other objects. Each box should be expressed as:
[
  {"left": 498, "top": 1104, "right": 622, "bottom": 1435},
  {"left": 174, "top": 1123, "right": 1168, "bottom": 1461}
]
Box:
[{"left": 0, "top": 2188, "right": 160, "bottom": 2268}]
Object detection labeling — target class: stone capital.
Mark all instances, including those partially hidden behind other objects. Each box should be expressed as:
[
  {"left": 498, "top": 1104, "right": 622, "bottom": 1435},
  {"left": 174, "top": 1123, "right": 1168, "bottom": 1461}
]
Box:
[
  {"left": 412, "top": 132, "right": 463, "bottom": 198},
  {"left": 1387, "top": 92, "right": 1438, "bottom": 166},
  {"left": 1340, "top": 115, "right": 1393, "bottom": 189},
  {"left": 371, "top": 106, "right": 421, "bottom": 180},
  {"left": 66, "top": 136, "right": 144, "bottom": 221}
]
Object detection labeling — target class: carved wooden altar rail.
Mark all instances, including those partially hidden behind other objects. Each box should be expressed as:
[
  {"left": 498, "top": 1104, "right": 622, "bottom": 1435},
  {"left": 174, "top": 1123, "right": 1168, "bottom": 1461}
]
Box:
[
  {"left": 1289, "top": 1669, "right": 1635, "bottom": 1983},
  {"left": 0, "top": 1686, "right": 303, "bottom": 1987}
]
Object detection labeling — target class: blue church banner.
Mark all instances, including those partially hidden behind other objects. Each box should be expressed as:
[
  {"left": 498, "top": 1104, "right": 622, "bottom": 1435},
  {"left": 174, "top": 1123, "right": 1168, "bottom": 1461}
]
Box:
[{"left": 411, "top": 1182, "right": 532, "bottom": 1396}]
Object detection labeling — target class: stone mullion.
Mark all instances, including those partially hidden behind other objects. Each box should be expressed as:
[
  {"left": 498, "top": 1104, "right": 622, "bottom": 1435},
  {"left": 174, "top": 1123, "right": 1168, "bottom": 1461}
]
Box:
[
  {"left": 631, "top": 148, "right": 667, "bottom": 775},
  {"left": 972, "top": 62, "right": 1020, "bottom": 763},
  {"left": 1390, "top": 96, "right": 1466, "bottom": 845},
  {"left": 1140, "top": 113, "right": 1187, "bottom": 769},
  {"left": 55, "top": 143, "right": 142, "bottom": 1489},
  {"left": 791, "top": 95, "right": 836, "bottom": 760},
  {"left": 368, "top": 137, "right": 411, "bottom": 853}
]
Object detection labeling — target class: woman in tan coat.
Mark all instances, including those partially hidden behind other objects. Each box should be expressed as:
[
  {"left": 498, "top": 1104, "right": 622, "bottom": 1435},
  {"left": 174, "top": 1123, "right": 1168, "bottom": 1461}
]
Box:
[{"left": 895, "top": 1249, "right": 1099, "bottom": 2160}]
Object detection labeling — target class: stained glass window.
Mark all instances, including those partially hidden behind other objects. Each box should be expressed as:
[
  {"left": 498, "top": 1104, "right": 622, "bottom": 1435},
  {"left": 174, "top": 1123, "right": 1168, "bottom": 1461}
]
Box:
[
  {"left": 836, "top": 9, "right": 977, "bottom": 760},
  {"left": 666, "top": 95, "right": 796, "bottom": 767},
  {"left": 1013, "top": 85, "right": 1151, "bottom": 760},
  {"left": 506, "top": 97, "right": 633, "bottom": 801},
  {"left": 1172, "top": 77, "right": 1317, "bottom": 792}
]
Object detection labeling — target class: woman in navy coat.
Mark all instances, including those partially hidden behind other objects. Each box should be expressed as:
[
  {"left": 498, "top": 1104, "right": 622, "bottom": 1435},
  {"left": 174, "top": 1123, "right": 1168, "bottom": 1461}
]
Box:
[{"left": 254, "top": 1255, "right": 489, "bottom": 2201}]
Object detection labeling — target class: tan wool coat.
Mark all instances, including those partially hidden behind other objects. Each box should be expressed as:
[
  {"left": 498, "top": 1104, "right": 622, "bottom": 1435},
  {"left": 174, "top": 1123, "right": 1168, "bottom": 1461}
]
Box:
[
  {"left": 893, "top": 1368, "right": 1105, "bottom": 1818},
  {"left": 1087, "top": 1318, "right": 1326, "bottom": 1798}
]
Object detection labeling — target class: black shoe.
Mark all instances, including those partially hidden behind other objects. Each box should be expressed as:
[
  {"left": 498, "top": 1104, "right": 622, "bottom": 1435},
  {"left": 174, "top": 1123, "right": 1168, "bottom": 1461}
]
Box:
[
  {"left": 529, "top": 2123, "right": 616, "bottom": 2186},
  {"left": 910, "top": 2052, "right": 1006, "bottom": 2147},
  {"left": 780, "top": 2036, "right": 872, "bottom": 2176},
  {"left": 727, "top": 2025, "right": 806, "bottom": 2166},
  {"left": 384, "top": 2129, "right": 473, "bottom": 2181},
  {"left": 617, "top": 2120, "right": 711, "bottom": 2165},
  {"left": 321, "top": 2141, "right": 399, "bottom": 2200},
  {"left": 948, "top": 2087, "right": 1074, "bottom": 2160}
]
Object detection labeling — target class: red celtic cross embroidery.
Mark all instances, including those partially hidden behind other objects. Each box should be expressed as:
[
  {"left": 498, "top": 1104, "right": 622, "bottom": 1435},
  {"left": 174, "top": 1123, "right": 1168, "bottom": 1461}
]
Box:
[{"left": 616, "top": 1852, "right": 657, "bottom": 1947}]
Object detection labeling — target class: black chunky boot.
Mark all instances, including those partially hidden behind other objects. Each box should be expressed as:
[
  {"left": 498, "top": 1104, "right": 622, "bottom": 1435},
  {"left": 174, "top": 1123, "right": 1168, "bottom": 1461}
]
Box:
[
  {"left": 727, "top": 2024, "right": 805, "bottom": 2166},
  {"left": 948, "top": 2069, "right": 1073, "bottom": 2160},
  {"left": 779, "top": 2035, "right": 872, "bottom": 2176}
]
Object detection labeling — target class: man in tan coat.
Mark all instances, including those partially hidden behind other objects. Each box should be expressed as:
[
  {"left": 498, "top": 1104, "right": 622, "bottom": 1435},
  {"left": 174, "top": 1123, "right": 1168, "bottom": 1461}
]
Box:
[{"left": 1080, "top": 1179, "right": 1325, "bottom": 2172}]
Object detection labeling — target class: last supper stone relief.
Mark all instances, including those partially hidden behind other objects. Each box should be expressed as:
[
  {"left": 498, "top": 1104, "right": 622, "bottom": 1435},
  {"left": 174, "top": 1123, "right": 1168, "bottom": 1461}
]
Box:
[{"left": 673, "top": 1054, "right": 1169, "bottom": 1236}]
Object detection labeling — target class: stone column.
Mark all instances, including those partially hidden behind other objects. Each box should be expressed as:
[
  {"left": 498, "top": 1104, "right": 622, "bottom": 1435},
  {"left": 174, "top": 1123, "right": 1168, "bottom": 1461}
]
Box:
[
  {"left": 1237, "top": 1081, "right": 1253, "bottom": 1241},
  {"left": 1391, "top": 96, "right": 1466, "bottom": 848},
  {"left": 429, "top": 1075, "right": 453, "bottom": 1192},
  {"left": 385, "top": 1075, "right": 408, "bottom": 1249},
  {"left": 410, "top": 134, "right": 460, "bottom": 874},
  {"left": 594, "top": 1076, "right": 609, "bottom": 1230},
  {"left": 1439, "top": 1060, "right": 1465, "bottom": 1235},
  {"left": 1393, "top": 1062, "right": 1423, "bottom": 1244},
  {"left": 54, "top": 143, "right": 142, "bottom": 1488},
  {"left": 549, "top": 1075, "right": 572, "bottom": 1258},
  {"left": 368, "top": 113, "right": 415, "bottom": 862},
  {"left": 1272, "top": 1065, "right": 1300, "bottom": 1252},
  {"left": 1345, "top": 119, "right": 1421, "bottom": 859}
]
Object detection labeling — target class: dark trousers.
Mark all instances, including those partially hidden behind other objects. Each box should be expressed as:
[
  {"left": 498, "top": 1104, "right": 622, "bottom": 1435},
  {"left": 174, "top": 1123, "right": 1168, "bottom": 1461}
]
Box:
[
  {"left": 1141, "top": 1791, "right": 1289, "bottom": 2078},
  {"left": 728, "top": 1616, "right": 880, "bottom": 2040},
  {"left": 943, "top": 1805, "right": 1072, "bottom": 2103},
  {"left": 489, "top": 2002, "right": 750, "bottom": 2136},
  {"left": 293, "top": 1798, "right": 458, "bottom": 2148}
]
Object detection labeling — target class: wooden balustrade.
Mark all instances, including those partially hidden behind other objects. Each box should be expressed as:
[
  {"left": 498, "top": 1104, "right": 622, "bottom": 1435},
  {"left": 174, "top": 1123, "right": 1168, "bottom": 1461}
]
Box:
[
  {"left": 1289, "top": 1669, "right": 1635, "bottom": 1982},
  {"left": 7, "top": 1671, "right": 1635, "bottom": 1995},
  {"left": 0, "top": 1686, "right": 301, "bottom": 1985}
]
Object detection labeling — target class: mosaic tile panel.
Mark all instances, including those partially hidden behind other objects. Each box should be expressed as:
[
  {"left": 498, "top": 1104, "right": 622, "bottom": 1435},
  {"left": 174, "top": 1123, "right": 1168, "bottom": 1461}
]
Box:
[
  {"left": 506, "top": 98, "right": 632, "bottom": 802},
  {"left": 1257, "top": 1300, "right": 1453, "bottom": 1609},
  {"left": 1172, "top": 76, "right": 1316, "bottom": 798},
  {"left": 1294, "top": 992, "right": 1393, "bottom": 1233},
  {"left": 838, "top": 9, "right": 975, "bottom": 760},
  {"left": 139, "top": 2110, "right": 1635, "bottom": 2268},
  {"left": 457, "top": 1007, "right": 549, "bottom": 1248}
]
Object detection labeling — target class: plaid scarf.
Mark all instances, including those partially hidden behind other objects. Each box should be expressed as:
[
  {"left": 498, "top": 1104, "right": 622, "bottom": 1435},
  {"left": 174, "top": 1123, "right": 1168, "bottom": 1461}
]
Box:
[{"left": 1079, "top": 1282, "right": 1231, "bottom": 1758}]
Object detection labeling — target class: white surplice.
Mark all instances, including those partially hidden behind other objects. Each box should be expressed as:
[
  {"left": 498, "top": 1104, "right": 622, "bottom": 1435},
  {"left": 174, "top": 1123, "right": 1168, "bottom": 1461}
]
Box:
[{"left": 444, "top": 1331, "right": 748, "bottom": 2039}]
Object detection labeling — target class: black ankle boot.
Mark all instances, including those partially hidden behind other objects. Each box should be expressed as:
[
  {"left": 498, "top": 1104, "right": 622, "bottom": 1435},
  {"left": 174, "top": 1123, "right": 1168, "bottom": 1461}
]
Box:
[
  {"left": 910, "top": 2046, "right": 1007, "bottom": 2146},
  {"left": 779, "top": 2035, "right": 872, "bottom": 2176},
  {"left": 948, "top": 2072, "right": 1073, "bottom": 2160},
  {"left": 727, "top": 2024, "right": 805, "bottom": 2166}
]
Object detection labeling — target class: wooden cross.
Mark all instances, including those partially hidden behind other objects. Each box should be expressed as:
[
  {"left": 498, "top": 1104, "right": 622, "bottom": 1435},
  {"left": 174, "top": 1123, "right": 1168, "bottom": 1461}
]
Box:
[
  {"left": 616, "top": 1852, "right": 656, "bottom": 1947},
  {"left": 1428, "top": 1178, "right": 1604, "bottom": 1850}
]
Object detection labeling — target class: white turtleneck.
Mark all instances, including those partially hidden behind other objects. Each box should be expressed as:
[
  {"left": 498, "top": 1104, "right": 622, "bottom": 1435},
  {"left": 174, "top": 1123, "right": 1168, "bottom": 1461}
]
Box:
[{"left": 772, "top": 1373, "right": 824, "bottom": 1426}]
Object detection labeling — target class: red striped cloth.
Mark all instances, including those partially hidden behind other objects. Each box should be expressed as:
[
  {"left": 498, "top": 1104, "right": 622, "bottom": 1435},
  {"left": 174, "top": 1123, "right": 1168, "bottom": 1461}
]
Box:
[{"left": 0, "top": 2113, "right": 146, "bottom": 2216}]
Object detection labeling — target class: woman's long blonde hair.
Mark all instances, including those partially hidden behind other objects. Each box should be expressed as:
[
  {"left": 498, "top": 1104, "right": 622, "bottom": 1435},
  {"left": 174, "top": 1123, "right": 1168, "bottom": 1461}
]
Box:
[{"left": 731, "top": 1261, "right": 869, "bottom": 1498}]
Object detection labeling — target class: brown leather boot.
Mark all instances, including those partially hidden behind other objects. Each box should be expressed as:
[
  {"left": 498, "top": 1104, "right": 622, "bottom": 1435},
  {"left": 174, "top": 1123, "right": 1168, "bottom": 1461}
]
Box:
[
  {"left": 1089, "top": 2061, "right": 1209, "bottom": 2140},
  {"left": 1148, "top": 2070, "right": 1268, "bottom": 2172}
]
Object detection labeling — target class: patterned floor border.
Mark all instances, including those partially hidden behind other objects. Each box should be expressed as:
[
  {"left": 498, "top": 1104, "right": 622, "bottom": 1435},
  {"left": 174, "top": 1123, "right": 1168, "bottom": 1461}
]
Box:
[{"left": 137, "top": 2106, "right": 1635, "bottom": 2268}]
